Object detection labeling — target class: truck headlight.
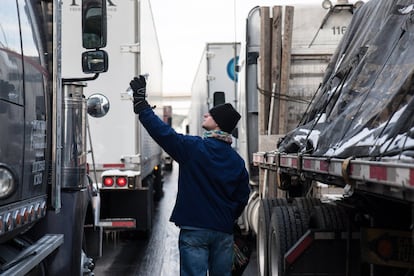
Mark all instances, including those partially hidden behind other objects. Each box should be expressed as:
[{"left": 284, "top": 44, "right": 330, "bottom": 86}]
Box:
[{"left": 0, "top": 167, "right": 16, "bottom": 199}]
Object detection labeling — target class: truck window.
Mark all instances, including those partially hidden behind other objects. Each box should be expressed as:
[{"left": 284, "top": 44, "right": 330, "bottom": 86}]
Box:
[
  {"left": 18, "top": 0, "right": 47, "bottom": 120},
  {"left": 213, "top": 91, "right": 225, "bottom": 106},
  {"left": 0, "top": 1, "right": 23, "bottom": 105}
]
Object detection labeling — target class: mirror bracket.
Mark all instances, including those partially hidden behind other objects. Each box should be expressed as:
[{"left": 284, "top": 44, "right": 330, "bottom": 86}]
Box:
[{"left": 62, "top": 74, "right": 99, "bottom": 84}]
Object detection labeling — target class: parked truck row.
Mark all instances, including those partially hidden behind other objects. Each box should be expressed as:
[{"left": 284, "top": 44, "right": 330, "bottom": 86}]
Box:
[{"left": 241, "top": 0, "right": 414, "bottom": 275}]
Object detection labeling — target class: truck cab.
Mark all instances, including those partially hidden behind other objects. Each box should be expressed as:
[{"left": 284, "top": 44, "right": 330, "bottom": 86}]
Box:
[
  {"left": 0, "top": 1, "right": 108, "bottom": 275},
  {"left": 0, "top": 1, "right": 49, "bottom": 240}
]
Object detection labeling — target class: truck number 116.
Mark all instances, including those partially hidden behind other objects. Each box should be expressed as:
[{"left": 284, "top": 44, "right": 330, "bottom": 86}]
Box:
[{"left": 332, "top": 26, "right": 347, "bottom": 35}]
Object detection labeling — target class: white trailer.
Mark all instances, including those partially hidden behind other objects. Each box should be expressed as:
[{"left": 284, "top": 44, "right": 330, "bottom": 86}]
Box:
[
  {"left": 189, "top": 42, "right": 240, "bottom": 138},
  {"left": 62, "top": 0, "right": 163, "bottom": 238}
]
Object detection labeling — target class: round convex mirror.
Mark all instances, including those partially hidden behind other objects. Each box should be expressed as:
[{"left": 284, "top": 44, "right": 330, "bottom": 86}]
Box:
[{"left": 87, "top": 93, "right": 110, "bottom": 118}]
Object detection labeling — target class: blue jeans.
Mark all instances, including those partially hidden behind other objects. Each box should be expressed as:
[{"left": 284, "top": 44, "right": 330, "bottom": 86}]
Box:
[{"left": 179, "top": 228, "right": 233, "bottom": 276}]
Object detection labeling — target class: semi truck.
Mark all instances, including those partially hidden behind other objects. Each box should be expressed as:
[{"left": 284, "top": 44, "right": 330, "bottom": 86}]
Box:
[
  {"left": 188, "top": 42, "right": 240, "bottom": 139},
  {"left": 0, "top": 0, "right": 108, "bottom": 275},
  {"left": 236, "top": 0, "right": 356, "bottom": 241},
  {"left": 246, "top": 0, "right": 414, "bottom": 275},
  {"left": 62, "top": 0, "right": 164, "bottom": 240}
]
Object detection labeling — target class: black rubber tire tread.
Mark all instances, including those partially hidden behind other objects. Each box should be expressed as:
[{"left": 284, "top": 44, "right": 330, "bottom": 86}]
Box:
[
  {"left": 269, "top": 205, "right": 305, "bottom": 276},
  {"left": 312, "top": 203, "right": 348, "bottom": 231},
  {"left": 257, "top": 198, "right": 288, "bottom": 276},
  {"left": 292, "top": 197, "right": 322, "bottom": 227},
  {"left": 153, "top": 167, "right": 164, "bottom": 201},
  {"left": 292, "top": 197, "right": 321, "bottom": 216}
]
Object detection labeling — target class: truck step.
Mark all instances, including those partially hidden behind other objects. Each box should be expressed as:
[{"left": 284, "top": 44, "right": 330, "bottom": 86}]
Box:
[{"left": 1, "top": 234, "right": 63, "bottom": 275}]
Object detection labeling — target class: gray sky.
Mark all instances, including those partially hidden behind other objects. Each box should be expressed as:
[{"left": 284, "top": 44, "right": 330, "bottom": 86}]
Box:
[{"left": 149, "top": 0, "right": 324, "bottom": 95}]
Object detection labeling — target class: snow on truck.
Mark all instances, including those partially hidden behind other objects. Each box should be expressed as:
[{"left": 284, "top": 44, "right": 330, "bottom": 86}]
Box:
[
  {"left": 242, "top": 0, "right": 414, "bottom": 275},
  {"left": 0, "top": 0, "right": 108, "bottom": 275},
  {"left": 62, "top": 0, "right": 164, "bottom": 241}
]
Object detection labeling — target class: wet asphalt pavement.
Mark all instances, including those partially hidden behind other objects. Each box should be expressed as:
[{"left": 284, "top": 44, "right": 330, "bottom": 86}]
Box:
[{"left": 93, "top": 162, "right": 257, "bottom": 275}]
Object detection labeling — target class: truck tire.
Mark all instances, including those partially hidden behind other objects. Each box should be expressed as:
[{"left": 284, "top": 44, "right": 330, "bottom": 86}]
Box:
[
  {"left": 257, "top": 198, "right": 287, "bottom": 276},
  {"left": 292, "top": 197, "right": 322, "bottom": 226},
  {"left": 141, "top": 178, "right": 154, "bottom": 237},
  {"left": 153, "top": 166, "right": 164, "bottom": 201},
  {"left": 245, "top": 190, "right": 260, "bottom": 235},
  {"left": 269, "top": 205, "right": 306, "bottom": 276},
  {"left": 83, "top": 226, "right": 102, "bottom": 260},
  {"left": 310, "top": 203, "right": 348, "bottom": 231}
]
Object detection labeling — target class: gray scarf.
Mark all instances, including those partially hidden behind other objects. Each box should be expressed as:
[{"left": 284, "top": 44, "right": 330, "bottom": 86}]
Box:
[{"left": 203, "top": 130, "right": 232, "bottom": 144}]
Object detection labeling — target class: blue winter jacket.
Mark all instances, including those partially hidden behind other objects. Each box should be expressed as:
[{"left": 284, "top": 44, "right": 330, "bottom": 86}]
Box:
[{"left": 139, "top": 108, "right": 250, "bottom": 234}]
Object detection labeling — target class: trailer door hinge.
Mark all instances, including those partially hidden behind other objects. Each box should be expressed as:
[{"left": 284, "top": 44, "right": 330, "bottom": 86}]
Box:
[{"left": 120, "top": 43, "right": 141, "bottom": 53}]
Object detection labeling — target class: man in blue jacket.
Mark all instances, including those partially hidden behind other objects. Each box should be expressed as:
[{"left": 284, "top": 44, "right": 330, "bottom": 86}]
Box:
[{"left": 130, "top": 76, "right": 250, "bottom": 276}]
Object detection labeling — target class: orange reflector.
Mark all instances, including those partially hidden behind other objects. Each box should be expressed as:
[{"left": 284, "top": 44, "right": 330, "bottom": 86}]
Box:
[
  {"left": 103, "top": 177, "right": 114, "bottom": 187},
  {"left": 22, "top": 209, "right": 29, "bottom": 224},
  {"left": 117, "top": 177, "right": 127, "bottom": 187},
  {"left": 5, "top": 214, "right": 12, "bottom": 231},
  {"left": 15, "top": 212, "right": 22, "bottom": 226}
]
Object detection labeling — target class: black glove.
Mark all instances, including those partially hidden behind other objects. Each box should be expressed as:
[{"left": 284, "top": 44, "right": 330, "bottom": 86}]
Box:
[{"left": 130, "top": 75, "right": 150, "bottom": 114}]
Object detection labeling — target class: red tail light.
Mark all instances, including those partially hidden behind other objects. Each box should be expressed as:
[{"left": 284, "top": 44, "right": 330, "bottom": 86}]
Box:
[
  {"left": 117, "top": 177, "right": 127, "bottom": 187},
  {"left": 103, "top": 177, "right": 114, "bottom": 187}
]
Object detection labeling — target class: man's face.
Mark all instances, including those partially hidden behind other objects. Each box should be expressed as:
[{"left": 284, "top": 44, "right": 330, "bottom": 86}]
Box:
[{"left": 202, "top": 113, "right": 219, "bottom": 131}]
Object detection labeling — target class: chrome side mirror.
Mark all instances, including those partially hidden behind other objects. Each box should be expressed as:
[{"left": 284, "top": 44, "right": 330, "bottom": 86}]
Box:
[
  {"left": 82, "top": 50, "right": 108, "bottom": 74},
  {"left": 82, "top": 0, "right": 107, "bottom": 49},
  {"left": 87, "top": 93, "right": 110, "bottom": 118}
]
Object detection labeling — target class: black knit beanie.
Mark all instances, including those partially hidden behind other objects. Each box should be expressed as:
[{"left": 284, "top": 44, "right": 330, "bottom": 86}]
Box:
[{"left": 209, "top": 103, "right": 241, "bottom": 133}]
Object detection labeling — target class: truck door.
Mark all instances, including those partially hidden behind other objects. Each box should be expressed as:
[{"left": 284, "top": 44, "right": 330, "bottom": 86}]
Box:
[
  {"left": 0, "top": 1, "right": 25, "bottom": 205},
  {"left": 0, "top": 0, "right": 48, "bottom": 205},
  {"left": 18, "top": 0, "right": 49, "bottom": 200}
]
